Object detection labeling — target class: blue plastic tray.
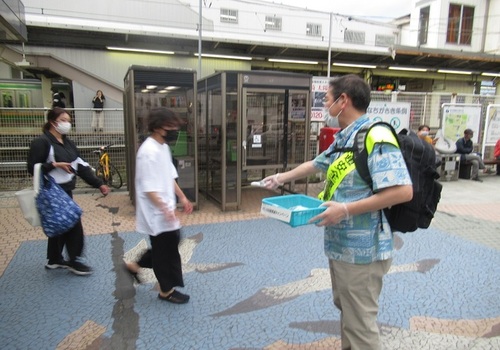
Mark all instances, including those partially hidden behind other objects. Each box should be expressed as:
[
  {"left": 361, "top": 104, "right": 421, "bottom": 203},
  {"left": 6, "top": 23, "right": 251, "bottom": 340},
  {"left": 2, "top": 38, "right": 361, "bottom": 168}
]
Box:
[{"left": 261, "top": 194, "right": 326, "bottom": 227}]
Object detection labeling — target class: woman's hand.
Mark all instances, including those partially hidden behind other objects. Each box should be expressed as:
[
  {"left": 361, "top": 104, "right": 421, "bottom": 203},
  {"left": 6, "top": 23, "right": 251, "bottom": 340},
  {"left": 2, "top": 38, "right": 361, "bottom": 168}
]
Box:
[
  {"left": 53, "top": 162, "right": 73, "bottom": 174},
  {"left": 99, "top": 185, "right": 110, "bottom": 196}
]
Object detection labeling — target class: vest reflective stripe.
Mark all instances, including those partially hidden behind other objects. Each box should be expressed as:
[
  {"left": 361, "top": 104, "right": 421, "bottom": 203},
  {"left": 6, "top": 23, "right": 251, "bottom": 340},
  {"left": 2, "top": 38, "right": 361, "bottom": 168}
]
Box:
[
  {"left": 365, "top": 125, "right": 399, "bottom": 153},
  {"left": 318, "top": 151, "right": 355, "bottom": 201}
]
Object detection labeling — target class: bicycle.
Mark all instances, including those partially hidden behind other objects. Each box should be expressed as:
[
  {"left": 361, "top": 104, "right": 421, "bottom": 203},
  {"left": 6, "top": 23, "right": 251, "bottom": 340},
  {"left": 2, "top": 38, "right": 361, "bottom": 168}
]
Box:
[{"left": 93, "top": 144, "right": 123, "bottom": 189}]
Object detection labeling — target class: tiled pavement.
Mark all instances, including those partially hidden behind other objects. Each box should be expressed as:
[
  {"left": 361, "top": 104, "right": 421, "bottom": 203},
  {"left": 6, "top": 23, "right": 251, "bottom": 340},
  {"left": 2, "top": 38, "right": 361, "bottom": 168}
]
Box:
[{"left": 0, "top": 174, "right": 499, "bottom": 349}]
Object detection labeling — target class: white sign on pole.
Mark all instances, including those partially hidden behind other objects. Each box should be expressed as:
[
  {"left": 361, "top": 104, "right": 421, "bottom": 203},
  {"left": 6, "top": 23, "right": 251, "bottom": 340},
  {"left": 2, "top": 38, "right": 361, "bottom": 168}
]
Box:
[
  {"left": 441, "top": 104, "right": 481, "bottom": 144},
  {"left": 311, "top": 77, "right": 329, "bottom": 122},
  {"left": 366, "top": 101, "right": 411, "bottom": 133}
]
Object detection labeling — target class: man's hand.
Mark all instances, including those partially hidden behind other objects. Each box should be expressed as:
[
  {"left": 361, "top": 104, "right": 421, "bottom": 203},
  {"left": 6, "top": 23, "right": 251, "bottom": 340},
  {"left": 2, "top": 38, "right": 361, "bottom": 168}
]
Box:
[
  {"left": 179, "top": 197, "right": 193, "bottom": 214},
  {"left": 310, "top": 201, "right": 349, "bottom": 226}
]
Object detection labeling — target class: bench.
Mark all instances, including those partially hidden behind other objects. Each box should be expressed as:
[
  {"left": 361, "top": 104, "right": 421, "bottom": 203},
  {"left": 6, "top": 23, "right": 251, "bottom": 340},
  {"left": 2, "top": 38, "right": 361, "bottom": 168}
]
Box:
[{"left": 459, "top": 158, "right": 500, "bottom": 179}]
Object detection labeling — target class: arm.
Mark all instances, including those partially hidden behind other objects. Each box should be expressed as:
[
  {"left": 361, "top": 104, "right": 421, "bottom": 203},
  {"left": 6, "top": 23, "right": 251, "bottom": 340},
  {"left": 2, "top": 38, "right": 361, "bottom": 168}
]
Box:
[
  {"left": 262, "top": 160, "right": 319, "bottom": 189},
  {"left": 455, "top": 138, "right": 472, "bottom": 154},
  {"left": 174, "top": 181, "right": 193, "bottom": 214},
  {"left": 311, "top": 184, "right": 413, "bottom": 226}
]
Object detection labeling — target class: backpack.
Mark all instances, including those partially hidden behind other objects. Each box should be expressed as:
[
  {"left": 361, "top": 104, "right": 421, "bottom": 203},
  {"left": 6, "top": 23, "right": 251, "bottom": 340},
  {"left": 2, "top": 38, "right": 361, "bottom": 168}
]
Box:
[{"left": 336, "top": 121, "right": 442, "bottom": 233}]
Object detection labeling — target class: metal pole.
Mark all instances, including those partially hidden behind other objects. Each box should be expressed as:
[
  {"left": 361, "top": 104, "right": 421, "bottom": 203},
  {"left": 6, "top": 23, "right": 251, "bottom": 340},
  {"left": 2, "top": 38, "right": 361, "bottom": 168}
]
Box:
[
  {"left": 327, "top": 12, "right": 332, "bottom": 78},
  {"left": 198, "top": 0, "right": 202, "bottom": 80}
]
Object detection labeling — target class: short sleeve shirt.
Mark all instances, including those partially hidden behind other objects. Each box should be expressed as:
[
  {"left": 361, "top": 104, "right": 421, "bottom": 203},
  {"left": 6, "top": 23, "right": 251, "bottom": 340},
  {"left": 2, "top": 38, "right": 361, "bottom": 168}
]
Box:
[
  {"left": 313, "top": 115, "right": 412, "bottom": 264},
  {"left": 135, "top": 137, "right": 180, "bottom": 236}
]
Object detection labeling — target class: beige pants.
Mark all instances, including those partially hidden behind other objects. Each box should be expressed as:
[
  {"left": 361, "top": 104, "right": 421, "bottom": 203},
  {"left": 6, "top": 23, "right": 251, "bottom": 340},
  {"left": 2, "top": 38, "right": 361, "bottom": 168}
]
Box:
[
  {"left": 91, "top": 110, "right": 104, "bottom": 131},
  {"left": 329, "top": 258, "right": 392, "bottom": 350}
]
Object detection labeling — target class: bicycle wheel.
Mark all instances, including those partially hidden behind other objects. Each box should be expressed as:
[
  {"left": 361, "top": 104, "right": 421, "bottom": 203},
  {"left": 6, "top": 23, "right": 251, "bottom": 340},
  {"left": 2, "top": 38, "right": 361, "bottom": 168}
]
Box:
[{"left": 107, "top": 163, "right": 123, "bottom": 189}]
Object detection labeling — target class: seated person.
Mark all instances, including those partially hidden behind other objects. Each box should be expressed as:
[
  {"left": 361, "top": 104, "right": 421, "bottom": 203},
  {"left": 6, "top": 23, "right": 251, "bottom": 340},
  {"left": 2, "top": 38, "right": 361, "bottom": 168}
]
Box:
[
  {"left": 456, "top": 129, "right": 485, "bottom": 182},
  {"left": 417, "top": 124, "right": 437, "bottom": 146}
]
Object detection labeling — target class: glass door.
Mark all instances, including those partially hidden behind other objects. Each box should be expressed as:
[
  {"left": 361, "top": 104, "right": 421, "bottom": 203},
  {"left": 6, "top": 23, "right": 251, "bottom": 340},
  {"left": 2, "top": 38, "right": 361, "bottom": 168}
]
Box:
[
  {"left": 242, "top": 89, "right": 309, "bottom": 183},
  {"left": 243, "top": 89, "right": 286, "bottom": 175}
]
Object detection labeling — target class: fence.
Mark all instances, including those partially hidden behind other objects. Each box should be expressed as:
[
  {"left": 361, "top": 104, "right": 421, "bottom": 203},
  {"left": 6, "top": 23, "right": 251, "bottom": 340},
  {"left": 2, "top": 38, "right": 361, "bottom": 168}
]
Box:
[
  {"left": 1, "top": 91, "right": 499, "bottom": 191},
  {"left": 0, "top": 108, "right": 126, "bottom": 190}
]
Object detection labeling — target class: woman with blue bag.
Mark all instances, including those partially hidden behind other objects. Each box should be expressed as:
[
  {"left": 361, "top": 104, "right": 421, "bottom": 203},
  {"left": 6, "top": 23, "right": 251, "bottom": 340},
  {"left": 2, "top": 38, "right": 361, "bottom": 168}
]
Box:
[{"left": 27, "top": 107, "right": 110, "bottom": 276}]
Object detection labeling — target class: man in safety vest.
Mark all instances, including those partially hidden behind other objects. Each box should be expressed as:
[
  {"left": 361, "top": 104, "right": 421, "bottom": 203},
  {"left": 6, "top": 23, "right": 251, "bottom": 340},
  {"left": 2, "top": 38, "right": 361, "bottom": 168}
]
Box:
[{"left": 263, "top": 74, "right": 412, "bottom": 350}]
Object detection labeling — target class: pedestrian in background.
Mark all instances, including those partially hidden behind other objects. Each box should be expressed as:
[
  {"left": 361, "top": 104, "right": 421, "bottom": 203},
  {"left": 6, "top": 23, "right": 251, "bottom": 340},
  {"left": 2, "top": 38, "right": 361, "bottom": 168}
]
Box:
[
  {"left": 455, "top": 128, "right": 485, "bottom": 182},
  {"left": 27, "top": 107, "right": 110, "bottom": 275},
  {"left": 263, "top": 74, "right": 412, "bottom": 350},
  {"left": 126, "top": 108, "right": 193, "bottom": 304},
  {"left": 91, "top": 90, "right": 105, "bottom": 132}
]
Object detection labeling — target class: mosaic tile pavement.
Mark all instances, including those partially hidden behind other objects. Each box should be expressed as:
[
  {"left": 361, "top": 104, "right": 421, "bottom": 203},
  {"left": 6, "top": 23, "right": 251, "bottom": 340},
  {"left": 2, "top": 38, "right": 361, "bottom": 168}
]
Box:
[{"left": 0, "top": 174, "right": 499, "bottom": 350}]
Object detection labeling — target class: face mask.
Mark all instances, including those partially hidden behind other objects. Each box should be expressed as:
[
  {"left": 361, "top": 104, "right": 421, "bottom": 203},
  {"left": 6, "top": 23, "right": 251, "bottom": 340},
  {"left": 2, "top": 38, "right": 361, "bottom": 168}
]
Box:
[
  {"left": 420, "top": 131, "right": 429, "bottom": 136},
  {"left": 163, "top": 130, "right": 179, "bottom": 143},
  {"left": 325, "top": 97, "right": 342, "bottom": 127},
  {"left": 55, "top": 121, "right": 71, "bottom": 134}
]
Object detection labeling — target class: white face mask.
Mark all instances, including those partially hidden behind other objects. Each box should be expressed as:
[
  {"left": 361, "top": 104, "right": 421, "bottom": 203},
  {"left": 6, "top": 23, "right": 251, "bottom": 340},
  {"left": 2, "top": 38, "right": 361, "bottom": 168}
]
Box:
[
  {"left": 420, "top": 131, "right": 429, "bottom": 136},
  {"left": 55, "top": 121, "right": 72, "bottom": 134},
  {"left": 325, "top": 96, "right": 342, "bottom": 127}
]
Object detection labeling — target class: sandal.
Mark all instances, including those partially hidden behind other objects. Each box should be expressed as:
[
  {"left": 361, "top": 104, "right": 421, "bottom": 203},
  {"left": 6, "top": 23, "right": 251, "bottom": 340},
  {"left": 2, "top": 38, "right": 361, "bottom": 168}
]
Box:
[
  {"left": 124, "top": 263, "right": 142, "bottom": 284},
  {"left": 158, "top": 290, "right": 190, "bottom": 304}
]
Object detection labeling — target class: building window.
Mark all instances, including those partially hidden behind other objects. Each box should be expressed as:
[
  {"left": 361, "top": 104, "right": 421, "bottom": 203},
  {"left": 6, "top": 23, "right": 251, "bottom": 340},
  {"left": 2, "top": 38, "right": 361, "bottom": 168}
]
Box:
[
  {"left": 220, "top": 9, "right": 238, "bottom": 24},
  {"left": 418, "top": 6, "right": 430, "bottom": 45},
  {"left": 306, "top": 23, "right": 322, "bottom": 37},
  {"left": 375, "top": 34, "right": 394, "bottom": 47},
  {"left": 265, "top": 16, "right": 282, "bottom": 31},
  {"left": 446, "top": 4, "right": 474, "bottom": 45},
  {"left": 344, "top": 30, "right": 365, "bottom": 44}
]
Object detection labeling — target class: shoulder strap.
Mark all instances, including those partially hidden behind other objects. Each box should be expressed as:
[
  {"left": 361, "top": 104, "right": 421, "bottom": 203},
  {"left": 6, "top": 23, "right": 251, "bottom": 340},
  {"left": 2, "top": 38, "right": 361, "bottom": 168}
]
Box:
[{"left": 354, "top": 121, "right": 400, "bottom": 189}]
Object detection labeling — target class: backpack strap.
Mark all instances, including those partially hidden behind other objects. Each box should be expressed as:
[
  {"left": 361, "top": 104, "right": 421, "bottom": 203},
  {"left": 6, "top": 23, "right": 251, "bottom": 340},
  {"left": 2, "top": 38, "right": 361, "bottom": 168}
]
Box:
[{"left": 354, "top": 121, "right": 400, "bottom": 189}]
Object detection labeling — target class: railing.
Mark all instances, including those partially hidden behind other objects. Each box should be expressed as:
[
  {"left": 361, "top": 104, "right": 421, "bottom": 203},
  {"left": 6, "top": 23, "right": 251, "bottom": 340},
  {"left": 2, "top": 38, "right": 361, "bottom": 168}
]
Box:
[{"left": 0, "top": 108, "right": 126, "bottom": 191}]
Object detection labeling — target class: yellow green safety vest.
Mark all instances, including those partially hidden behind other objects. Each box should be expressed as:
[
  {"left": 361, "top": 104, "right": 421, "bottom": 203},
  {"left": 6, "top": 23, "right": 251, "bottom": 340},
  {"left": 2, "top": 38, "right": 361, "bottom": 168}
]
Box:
[{"left": 318, "top": 124, "right": 399, "bottom": 201}]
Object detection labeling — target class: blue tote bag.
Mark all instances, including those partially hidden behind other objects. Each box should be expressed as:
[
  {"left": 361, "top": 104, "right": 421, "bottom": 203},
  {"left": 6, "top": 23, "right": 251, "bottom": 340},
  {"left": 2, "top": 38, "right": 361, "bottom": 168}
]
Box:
[{"left": 36, "top": 174, "right": 83, "bottom": 238}]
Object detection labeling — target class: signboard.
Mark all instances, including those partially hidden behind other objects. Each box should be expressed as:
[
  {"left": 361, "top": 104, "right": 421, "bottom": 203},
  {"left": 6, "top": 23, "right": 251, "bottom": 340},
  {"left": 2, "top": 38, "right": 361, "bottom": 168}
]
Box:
[
  {"left": 441, "top": 104, "right": 481, "bottom": 144},
  {"left": 366, "top": 101, "right": 411, "bottom": 133},
  {"left": 481, "top": 104, "right": 500, "bottom": 156},
  {"left": 311, "top": 77, "right": 329, "bottom": 122}
]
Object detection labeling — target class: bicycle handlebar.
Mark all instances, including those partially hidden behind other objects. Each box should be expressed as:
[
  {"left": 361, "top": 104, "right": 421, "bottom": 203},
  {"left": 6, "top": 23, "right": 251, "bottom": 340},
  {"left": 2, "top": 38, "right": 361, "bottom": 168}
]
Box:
[{"left": 93, "top": 143, "right": 114, "bottom": 154}]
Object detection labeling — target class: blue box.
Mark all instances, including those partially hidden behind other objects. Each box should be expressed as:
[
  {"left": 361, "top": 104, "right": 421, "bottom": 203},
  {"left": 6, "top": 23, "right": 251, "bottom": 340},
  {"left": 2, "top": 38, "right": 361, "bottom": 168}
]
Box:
[{"left": 261, "top": 194, "right": 326, "bottom": 227}]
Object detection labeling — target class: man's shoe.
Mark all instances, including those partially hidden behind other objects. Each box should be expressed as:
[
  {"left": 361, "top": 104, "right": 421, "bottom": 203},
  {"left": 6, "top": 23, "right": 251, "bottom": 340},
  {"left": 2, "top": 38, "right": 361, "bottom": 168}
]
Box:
[
  {"left": 68, "top": 261, "right": 93, "bottom": 276},
  {"left": 471, "top": 176, "right": 483, "bottom": 182},
  {"left": 45, "top": 260, "right": 69, "bottom": 270}
]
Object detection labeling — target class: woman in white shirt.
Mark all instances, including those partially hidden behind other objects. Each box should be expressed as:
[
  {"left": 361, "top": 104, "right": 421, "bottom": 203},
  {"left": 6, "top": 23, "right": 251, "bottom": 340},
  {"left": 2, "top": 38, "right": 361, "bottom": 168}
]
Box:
[{"left": 126, "top": 108, "right": 193, "bottom": 304}]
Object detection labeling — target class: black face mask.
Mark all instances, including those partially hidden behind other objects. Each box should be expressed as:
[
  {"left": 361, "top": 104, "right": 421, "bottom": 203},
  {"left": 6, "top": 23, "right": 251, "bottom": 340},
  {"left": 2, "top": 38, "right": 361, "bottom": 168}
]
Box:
[{"left": 163, "top": 130, "right": 179, "bottom": 143}]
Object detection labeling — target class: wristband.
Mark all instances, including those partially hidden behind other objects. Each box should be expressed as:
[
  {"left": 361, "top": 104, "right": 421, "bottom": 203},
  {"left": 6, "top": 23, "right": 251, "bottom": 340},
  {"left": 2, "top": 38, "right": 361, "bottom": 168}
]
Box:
[{"left": 341, "top": 203, "right": 350, "bottom": 220}]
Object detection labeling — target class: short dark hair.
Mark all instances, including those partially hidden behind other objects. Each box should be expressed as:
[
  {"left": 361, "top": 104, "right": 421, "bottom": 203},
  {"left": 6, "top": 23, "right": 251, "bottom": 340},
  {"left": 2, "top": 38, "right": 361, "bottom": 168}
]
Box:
[
  {"left": 464, "top": 128, "right": 473, "bottom": 135},
  {"left": 147, "top": 108, "right": 182, "bottom": 132},
  {"left": 43, "top": 107, "right": 67, "bottom": 131},
  {"left": 329, "top": 74, "right": 371, "bottom": 112},
  {"left": 418, "top": 124, "right": 430, "bottom": 131}
]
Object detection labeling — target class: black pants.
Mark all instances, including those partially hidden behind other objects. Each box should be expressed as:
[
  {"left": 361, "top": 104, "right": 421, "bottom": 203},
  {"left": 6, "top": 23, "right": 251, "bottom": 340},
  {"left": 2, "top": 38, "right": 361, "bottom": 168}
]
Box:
[
  {"left": 137, "top": 230, "right": 184, "bottom": 293},
  {"left": 47, "top": 219, "right": 84, "bottom": 262},
  {"left": 46, "top": 190, "right": 84, "bottom": 263}
]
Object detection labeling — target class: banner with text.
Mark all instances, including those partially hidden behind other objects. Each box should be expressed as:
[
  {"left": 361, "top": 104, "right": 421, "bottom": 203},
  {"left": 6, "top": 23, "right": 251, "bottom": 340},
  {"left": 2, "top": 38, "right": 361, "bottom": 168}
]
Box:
[
  {"left": 366, "top": 101, "right": 411, "bottom": 133},
  {"left": 311, "top": 77, "right": 329, "bottom": 122}
]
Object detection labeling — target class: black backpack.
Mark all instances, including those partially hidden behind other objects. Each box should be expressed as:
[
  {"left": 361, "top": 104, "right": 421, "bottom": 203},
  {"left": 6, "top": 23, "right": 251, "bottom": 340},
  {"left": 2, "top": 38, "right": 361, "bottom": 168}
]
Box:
[{"left": 334, "top": 121, "right": 442, "bottom": 233}]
